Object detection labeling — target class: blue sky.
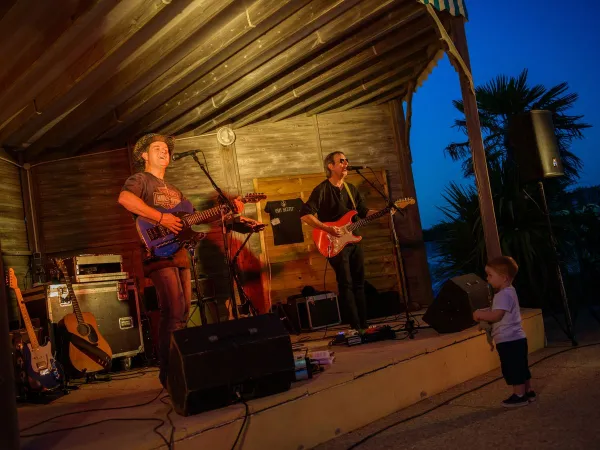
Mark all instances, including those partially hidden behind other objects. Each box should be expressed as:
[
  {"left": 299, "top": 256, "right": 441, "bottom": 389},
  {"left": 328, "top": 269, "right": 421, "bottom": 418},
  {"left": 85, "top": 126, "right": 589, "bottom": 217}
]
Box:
[{"left": 411, "top": 0, "right": 600, "bottom": 229}]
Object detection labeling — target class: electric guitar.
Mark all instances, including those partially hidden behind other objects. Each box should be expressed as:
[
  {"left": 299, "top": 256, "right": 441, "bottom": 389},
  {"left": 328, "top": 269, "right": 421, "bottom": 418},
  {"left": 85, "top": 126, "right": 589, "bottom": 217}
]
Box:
[
  {"left": 312, "top": 197, "right": 416, "bottom": 258},
  {"left": 7, "top": 268, "right": 64, "bottom": 391},
  {"left": 136, "top": 193, "right": 266, "bottom": 258},
  {"left": 54, "top": 258, "right": 113, "bottom": 374}
]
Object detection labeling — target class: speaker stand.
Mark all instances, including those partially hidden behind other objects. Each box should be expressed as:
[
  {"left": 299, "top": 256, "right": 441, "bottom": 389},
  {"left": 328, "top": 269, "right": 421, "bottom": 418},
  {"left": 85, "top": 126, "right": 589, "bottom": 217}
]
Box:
[{"left": 537, "top": 181, "right": 577, "bottom": 346}]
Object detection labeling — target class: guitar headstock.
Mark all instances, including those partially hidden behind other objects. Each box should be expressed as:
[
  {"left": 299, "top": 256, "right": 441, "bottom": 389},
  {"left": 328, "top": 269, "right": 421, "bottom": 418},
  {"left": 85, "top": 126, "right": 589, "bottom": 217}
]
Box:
[
  {"left": 242, "top": 193, "right": 267, "bottom": 203},
  {"left": 6, "top": 268, "right": 18, "bottom": 290},
  {"left": 393, "top": 197, "right": 416, "bottom": 210},
  {"left": 54, "top": 257, "right": 67, "bottom": 275}
]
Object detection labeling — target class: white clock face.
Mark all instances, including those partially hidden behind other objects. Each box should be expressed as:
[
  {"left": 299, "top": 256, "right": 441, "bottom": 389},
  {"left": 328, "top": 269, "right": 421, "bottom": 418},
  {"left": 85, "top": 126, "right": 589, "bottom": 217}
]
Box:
[{"left": 217, "top": 127, "right": 235, "bottom": 146}]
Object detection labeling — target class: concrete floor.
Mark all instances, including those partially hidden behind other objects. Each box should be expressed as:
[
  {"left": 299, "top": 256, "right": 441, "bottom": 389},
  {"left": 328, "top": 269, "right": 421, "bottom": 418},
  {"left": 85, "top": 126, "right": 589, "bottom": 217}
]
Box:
[{"left": 314, "top": 315, "right": 600, "bottom": 450}]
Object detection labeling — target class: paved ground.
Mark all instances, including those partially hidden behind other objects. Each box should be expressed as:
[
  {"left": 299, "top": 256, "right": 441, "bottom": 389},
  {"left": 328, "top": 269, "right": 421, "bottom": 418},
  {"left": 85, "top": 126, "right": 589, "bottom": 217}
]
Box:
[{"left": 315, "top": 314, "right": 600, "bottom": 450}]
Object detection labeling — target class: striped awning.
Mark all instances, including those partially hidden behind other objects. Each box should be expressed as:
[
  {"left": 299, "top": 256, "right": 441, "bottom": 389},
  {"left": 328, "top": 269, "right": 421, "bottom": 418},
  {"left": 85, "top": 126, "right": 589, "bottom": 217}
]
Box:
[{"left": 417, "top": 0, "right": 468, "bottom": 19}]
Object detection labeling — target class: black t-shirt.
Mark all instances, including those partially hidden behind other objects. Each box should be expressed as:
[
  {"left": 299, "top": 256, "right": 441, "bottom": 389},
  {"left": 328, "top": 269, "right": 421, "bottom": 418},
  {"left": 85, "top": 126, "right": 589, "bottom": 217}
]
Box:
[
  {"left": 300, "top": 180, "right": 369, "bottom": 223},
  {"left": 264, "top": 198, "right": 305, "bottom": 246}
]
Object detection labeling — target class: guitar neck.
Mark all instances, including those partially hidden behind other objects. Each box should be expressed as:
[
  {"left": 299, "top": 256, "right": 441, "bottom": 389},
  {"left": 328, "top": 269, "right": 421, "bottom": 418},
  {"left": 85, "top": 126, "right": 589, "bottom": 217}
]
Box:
[
  {"left": 347, "top": 206, "right": 392, "bottom": 231},
  {"left": 63, "top": 273, "right": 85, "bottom": 324},
  {"left": 183, "top": 198, "right": 253, "bottom": 226},
  {"left": 15, "top": 289, "right": 40, "bottom": 349}
]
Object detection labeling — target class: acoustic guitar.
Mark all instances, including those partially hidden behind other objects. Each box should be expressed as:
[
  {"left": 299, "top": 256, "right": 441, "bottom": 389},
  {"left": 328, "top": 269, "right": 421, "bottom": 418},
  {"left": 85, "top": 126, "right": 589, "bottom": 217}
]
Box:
[
  {"left": 54, "top": 258, "right": 112, "bottom": 374},
  {"left": 312, "top": 197, "right": 415, "bottom": 258},
  {"left": 7, "top": 268, "right": 64, "bottom": 391}
]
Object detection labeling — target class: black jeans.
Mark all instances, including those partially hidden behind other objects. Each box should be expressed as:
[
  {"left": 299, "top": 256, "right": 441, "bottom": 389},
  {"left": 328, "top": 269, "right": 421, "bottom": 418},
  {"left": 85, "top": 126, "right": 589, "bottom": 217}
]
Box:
[
  {"left": 149, "top": 267, "right": 192, "bottom": 387},
  {"left": 328, "top": 244, "right": 368, "bottom": 330}
]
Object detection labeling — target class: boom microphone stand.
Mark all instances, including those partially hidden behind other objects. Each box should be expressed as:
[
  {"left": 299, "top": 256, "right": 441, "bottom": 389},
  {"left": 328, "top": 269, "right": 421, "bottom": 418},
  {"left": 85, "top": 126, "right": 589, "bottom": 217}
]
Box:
[
  {"left": 190, "top": 154, "right": 240, "bottom": 320},
  {"left": 351, "top": 168, "right": 427, "bottom": 339}
]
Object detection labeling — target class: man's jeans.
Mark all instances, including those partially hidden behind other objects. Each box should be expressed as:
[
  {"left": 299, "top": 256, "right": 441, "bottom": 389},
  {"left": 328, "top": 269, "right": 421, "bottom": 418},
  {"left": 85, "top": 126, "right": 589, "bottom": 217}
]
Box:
[{"left": 149, "top": 267, "right": 192, "bottom": 386}]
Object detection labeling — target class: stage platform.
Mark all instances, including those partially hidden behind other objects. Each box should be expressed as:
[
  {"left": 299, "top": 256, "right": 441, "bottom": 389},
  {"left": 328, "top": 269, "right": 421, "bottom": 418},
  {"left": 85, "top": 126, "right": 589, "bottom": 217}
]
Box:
[{"left": 18, "top": 309, "right": 544, "bottom": 450}]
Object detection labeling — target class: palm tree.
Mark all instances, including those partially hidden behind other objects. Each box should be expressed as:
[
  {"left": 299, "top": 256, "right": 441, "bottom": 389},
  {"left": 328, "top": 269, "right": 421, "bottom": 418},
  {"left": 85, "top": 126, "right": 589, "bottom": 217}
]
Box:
[{"left": 431, "top": 70, "right": 592, "bottom": 308}]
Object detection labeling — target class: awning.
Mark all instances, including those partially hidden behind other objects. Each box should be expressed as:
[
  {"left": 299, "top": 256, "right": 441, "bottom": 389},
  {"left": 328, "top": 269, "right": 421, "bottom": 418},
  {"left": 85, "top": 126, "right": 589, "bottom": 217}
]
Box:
[{"left": 417, "top": 0, "right": 468, "bottom": 19}]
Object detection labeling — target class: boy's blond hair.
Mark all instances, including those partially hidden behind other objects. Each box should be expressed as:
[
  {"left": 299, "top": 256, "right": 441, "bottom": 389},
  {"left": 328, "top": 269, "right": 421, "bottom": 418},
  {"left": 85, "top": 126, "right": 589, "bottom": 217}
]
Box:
[{"left": 487, "top": 256, "right": 519, "bottom": 281}]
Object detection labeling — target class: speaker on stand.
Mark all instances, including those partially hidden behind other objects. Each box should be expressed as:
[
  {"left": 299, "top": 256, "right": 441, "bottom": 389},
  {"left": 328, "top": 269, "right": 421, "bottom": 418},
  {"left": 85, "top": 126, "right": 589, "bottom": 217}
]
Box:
[
  {"left": 509, "top": 110, "right": 564, "bottom": 184},
  {"left": 508, "top": 109, "right": 576, "bottom": 345}
]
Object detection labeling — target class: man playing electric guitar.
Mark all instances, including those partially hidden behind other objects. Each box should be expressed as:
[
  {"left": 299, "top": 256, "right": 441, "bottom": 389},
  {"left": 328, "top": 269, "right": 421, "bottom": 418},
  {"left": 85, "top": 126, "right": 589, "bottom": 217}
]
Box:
[
  {"left": 118, "top": 133, "right": 260, "bottom": 388},
  {"left": 300, "top": 152, "right": 377, "bottom": 332}
]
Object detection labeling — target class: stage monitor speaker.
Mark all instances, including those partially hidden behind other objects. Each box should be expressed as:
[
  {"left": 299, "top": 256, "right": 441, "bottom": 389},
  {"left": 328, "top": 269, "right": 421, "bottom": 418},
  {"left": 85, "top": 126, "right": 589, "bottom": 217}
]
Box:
[
  {"left": 423, "top": 274, "right": 491, "bottom": 333},
  {"left": 167, "top": 313, "right": 295, "bottom": 416},
  {"left": 509, "top": 110, "right": 564, "bottom": 184}
]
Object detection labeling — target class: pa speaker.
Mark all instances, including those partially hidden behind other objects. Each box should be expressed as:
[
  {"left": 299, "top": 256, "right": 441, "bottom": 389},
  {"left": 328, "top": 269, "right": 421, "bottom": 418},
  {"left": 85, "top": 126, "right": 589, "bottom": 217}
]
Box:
[
  {"left": 167, "top": 314, "right": 295, "bottom": 416},
  {"left": 509, "top": 110, "right": 564, "bottom": 183},
  {"left": 423, "top": 274, "right": 491, "bottom": 333}
]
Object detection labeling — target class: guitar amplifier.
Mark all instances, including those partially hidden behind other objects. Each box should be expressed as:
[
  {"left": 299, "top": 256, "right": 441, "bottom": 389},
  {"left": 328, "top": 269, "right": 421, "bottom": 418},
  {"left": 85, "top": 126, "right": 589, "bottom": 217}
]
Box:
[
  {"left": 286, "top": 292, "right": 341, "bottom": 331},
  {"left": 23, "top": 280, "right": 143, "bottom": 360},
  {"left": 69, "top": 254, "right": 128, "bottom": 283}
]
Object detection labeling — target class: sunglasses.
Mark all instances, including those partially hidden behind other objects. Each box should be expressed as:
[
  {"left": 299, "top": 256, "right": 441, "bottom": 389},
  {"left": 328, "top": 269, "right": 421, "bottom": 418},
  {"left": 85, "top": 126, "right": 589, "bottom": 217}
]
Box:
[{"left": 337, "top": 158, "right": 350, "bottom": 164}]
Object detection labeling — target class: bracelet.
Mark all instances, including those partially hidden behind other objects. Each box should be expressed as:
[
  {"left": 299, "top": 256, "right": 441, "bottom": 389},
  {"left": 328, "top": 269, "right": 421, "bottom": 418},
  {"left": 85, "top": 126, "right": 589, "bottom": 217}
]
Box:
[{"left": 158, "top": 212, "right": 163, "bottom": 224}]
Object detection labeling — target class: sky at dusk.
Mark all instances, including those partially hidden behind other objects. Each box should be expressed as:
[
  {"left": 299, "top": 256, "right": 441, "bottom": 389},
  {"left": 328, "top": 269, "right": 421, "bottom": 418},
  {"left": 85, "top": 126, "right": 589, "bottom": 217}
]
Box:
[{"left": 411, "top": 0, "right": 600, "bottom": 229}]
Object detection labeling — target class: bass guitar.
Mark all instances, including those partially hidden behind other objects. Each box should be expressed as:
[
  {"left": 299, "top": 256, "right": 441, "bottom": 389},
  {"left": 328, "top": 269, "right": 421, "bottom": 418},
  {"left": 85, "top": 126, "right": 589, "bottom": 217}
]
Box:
[
  {"left": 136, "top": 193, "right": 266, "bottom": 258},
  {"left": 7, "top": 268, "right": 64, "bottom": 391},
  {"left": 312, "top": 197, "right": 415, "bottom": 258},
  {"left": 54, "top": 258, "right": 112, "bottom": 374}
]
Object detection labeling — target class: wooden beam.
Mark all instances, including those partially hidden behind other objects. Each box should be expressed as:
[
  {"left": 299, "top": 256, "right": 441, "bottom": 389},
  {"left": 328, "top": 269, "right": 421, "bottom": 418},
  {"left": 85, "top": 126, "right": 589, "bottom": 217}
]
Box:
[
  {"left": 449, "top": 15, "right": 501, "bottom": 260},
  {"left": 191, "top": 6, "right": 429, "bottom": 135},
  {"left": 0, "top": 0, "right": 16, "bottom": 22},
  {"left": 25, "top": 0, "right": 239, "bottom": 155},
  {"left": 2, "top": 0, "right": 195, "bottom": 148},
  {"left": 0, "top": 0, "right": 105, "bottom": 134},
  {"left": 301, "top": 62, "right": 422, "bottom": 117},
  {"left": 124, "top": 0, "right": 370, "bottom": 137},
  {"left": 238, "top": 35, "right": 434, "bottom": 127},
  {"left": 159, "top": 0, "right": 421, "bottom": 136},
  {"left": 61, "top": 0, "right": 311, "bottom": 155}
]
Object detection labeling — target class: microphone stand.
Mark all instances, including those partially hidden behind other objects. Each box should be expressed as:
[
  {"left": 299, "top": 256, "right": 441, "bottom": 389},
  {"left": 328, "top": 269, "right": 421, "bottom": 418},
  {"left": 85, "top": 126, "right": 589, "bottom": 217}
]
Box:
[
  {"left": 190, "top": 154, "right": 240, "bottom": 320},
  {"left": 351, "top": 168, "right": 426, "bottom": 339}
]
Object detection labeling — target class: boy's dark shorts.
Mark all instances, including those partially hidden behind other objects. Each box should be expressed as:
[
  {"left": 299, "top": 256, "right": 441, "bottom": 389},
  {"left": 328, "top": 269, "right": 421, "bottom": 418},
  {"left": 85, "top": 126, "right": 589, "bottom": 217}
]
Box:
[{"left": 496, "top": 338, "right": 531, "bottom": 385}]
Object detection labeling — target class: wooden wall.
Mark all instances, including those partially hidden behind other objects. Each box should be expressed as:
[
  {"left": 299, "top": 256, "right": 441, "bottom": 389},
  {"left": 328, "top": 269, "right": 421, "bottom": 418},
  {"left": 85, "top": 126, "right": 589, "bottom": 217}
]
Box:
[
  {"left": 0, "top": 151, "right": 30, "bottom": 322},
  {"left": 30, "top": 149, "right": 144, "bottom": 292},
  {"left": 13, "top": 102, "right": 432, "bottom": 322},
  {"left": 254, "top": 171, "right": 398, "bottom": 305}
]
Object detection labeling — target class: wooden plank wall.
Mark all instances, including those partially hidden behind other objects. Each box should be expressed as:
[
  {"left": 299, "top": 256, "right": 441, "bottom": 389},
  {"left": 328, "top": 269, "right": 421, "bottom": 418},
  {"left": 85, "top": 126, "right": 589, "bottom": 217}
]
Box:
[
  {"left": 23, "top": 103, "right": 432, "bottom": 317},
  {"left": 254, "top": 171, "right": 397, "bottom": 305},
  {"left": 30, "top": 149, "right": 144, "bottom": 291},
  {"left": 169, "top": 104, "right": 433, "bottom": 308},
  {"left": 0, "top": 152, "right": 30, "bottom": 322}
]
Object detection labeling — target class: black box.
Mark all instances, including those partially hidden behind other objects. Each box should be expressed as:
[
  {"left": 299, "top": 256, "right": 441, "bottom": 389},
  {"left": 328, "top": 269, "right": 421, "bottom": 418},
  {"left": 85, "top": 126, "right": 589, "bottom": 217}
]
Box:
[{"left": 286, "top": 292, "right": 341, "bottom": 331}]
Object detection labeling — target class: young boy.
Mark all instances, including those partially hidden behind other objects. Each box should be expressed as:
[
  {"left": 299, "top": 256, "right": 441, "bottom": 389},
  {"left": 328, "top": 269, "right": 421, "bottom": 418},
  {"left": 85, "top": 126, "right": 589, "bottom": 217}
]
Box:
[{"left": 473, "top": 256, "right": 536, "bottom": 407}]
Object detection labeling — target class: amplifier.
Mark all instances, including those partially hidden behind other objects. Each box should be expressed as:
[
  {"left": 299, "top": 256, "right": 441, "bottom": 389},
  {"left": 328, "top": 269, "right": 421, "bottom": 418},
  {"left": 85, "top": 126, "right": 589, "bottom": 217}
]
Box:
[
  {"left": 70, "top": 254, "right": 127, "bottom": 283},
  {"left": 286, "top": 292, "right": 341, "bottom": 331}
]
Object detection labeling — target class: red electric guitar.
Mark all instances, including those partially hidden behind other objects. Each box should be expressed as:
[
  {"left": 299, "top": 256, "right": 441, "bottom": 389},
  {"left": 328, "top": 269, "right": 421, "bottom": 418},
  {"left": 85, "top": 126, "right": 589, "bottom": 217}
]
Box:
[{"left": 312, "top": 197, "right": 415, "bottom": 258}]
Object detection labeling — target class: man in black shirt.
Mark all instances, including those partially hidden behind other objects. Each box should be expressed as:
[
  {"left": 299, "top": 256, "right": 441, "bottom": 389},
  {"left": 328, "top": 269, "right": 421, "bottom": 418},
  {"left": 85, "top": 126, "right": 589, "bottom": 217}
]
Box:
[{"left": 300, "top": 152, "right": 373, "bottom": 330}]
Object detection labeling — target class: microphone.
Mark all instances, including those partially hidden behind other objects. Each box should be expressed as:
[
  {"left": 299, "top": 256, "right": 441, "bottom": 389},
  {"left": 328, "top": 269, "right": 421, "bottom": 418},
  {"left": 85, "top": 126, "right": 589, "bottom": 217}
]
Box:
[
  {"left": 171, "top": 150, "right": 201, "bottom": 161},
  {"left": 346, "top": 165, "right": 368, "bottom": 171}
]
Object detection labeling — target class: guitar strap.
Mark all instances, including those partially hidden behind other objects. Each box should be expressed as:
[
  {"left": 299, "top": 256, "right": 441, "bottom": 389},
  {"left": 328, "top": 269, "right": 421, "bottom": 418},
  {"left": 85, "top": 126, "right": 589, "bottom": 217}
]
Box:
[
  {"left": 343, "top": 182, "right": 357, "bottom": 210},
  {"left": 69, "top": 334, "right": 112, "bottom": 368}
]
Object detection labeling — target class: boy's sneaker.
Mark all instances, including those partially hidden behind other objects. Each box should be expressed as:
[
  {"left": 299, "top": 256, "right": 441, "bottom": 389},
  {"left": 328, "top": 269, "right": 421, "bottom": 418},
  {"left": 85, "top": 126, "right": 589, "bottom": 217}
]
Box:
[
  {"left": 502, "top": 394, "right": 529, "bottom": 408},
  {"left": 526, "top": 390, "right": 537, "bottom": 402}
]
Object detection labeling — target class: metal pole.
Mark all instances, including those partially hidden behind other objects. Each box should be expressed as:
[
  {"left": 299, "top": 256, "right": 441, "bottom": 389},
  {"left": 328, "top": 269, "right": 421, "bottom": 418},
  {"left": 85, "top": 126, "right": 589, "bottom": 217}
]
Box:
[
  {"left": 538, "top": 181, "right": 577, "bottom": 346},
  {"left": 0, "top": 242, "right": 21, "bottom": 449}
]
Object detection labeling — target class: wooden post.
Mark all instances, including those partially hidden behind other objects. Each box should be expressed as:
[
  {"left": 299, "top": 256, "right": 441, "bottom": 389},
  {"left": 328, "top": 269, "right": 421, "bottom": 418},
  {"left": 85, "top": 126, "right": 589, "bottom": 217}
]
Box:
[
  {"left": 449, "top": 16, "right": 502, "bottom": 260},
  {"left": 0, "top": 241, "right": 20, "bottom": 450}
]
